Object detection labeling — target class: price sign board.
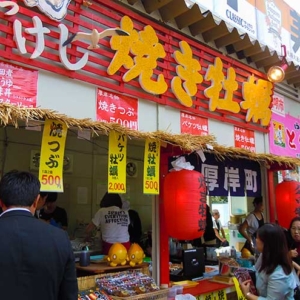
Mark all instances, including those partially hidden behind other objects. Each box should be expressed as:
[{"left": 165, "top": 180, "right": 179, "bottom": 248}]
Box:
[
  {"left": 39, "top": 119, "right": 67, "bottom": 192},
  {"left": 234, "top": 126, "right": 256, "bottom": 152},
  {"left": 143, "top": 139, "right": 160, "bottom": 195},
  {"left": 108, "top": 130, "right": 127, "bottom": 194},
  {"left": 180, "top": 112, "right": 208, "bottom": 135},
  {"left": 97, "top": 88, "right": 138, "bottom": 130},
  {"left": 0, "top": 61, "right": 38, "bottom": 107}
]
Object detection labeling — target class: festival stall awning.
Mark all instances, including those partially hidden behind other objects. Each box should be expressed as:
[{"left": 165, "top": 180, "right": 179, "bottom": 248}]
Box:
[
  {"left": 121, "top": 0, "right": 300, "bottom": 87},
  {"left": 1, "top": 103, "right": 300, "bottom": 168}
]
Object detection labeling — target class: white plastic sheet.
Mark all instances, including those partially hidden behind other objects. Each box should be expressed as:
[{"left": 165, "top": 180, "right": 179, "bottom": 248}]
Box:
[
  {"left": 170, "top": 156, "right": 194, "bottom": 171},
  {"left": 175, "top": 294, "right": 196, "bottom": 300}
]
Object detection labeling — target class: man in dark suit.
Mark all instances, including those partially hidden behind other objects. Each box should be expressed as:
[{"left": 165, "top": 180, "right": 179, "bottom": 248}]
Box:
[{"left": 0, "top": 170, "right": 78, "bottom": 300}]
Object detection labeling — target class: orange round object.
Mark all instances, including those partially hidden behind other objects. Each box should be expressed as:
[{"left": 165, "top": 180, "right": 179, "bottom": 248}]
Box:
[
  {"left": 241, "top": 248, "right": 252, "bottom": 258},
  {"left": 107, "top": 243, "right": 128, "bottom": 266}
]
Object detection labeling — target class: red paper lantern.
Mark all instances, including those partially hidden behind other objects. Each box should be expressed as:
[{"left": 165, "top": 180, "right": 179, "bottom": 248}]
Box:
[
  {"left": 275, "top": 180, "right": 300, "bottom": 229},
  {"left": 163, "top": 169, "right": 206, "bottom": 240}
]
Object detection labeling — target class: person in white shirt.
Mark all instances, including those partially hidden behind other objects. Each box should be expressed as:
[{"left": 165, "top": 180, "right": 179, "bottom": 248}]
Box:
[
  {"left": 85, "top": 192, "right": 130, "bottom": 254},
  {"left": 212, "top": 209, "right": 228, "bottom": 247}
]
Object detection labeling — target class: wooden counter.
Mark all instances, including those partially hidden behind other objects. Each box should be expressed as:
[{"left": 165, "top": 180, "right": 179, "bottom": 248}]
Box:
[{"left": 76, "top": 262, "right": 149, "bottom": 275}]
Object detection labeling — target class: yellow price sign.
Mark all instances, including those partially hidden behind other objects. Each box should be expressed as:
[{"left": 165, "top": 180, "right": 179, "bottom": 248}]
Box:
[
  {"left": 108, "top": 131, "right": 127, "bottom": 194},
  {"left": 39, "top": 119, "right": 67, "bottom": 192},
  {"left": 143, "top": 139, "right": 160, "bottom": 194}
]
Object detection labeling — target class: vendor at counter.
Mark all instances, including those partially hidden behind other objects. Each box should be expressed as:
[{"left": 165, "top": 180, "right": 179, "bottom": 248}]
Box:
[
  {"left": 85, "top": 192, "right": 130, "bottom": 255},
  {"left": 239, "top": 196, "right": 264, "bottom": 254},
  {"left": 212, "top": 209, "right": 228, "bottom": 247},
  {"left": 122, "top": 199, "right": 142, "bottom": 245},
  {"left": 192, "top": 204, "right": 216, "bottom": 247},
  {"left": 39, "top": 192, "right": 68, "bottom": 230}
]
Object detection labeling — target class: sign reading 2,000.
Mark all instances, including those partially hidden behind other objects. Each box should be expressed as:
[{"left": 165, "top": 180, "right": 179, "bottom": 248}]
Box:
[
  {"left": 109, "top": 182, "right": 125, "bottom": 192},
  {"left": 41, "top": 174, "right": 62, "bottom": 188}
]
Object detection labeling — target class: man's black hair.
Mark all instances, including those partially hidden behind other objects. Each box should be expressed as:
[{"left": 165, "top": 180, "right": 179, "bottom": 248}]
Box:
[
  {"left": 253, "top": 196, "right": 263, "bottom": 205},
  {"left": 45, "top": 192, "right": 58, "bottom": 203},
  {"left": 0, "top": 170, "right": 40, "bottom": 207},
  {"left": 40, "top": 192, "right": 48, "bottom": 198}
]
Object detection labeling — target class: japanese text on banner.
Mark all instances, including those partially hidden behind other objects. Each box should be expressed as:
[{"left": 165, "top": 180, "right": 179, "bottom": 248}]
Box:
[
  {"left": 97, "top": 88, "right": 138, "bottom": 130},
  {"left": 143, "top": 139, "right": 160, "bottom": 195},
  {"left": 234, "top": 126, "right": 256, "bottom": 153},
  {"left": 179, "top": 153, "right": 261, "bottom": 197},
  {"left": 39, "top": 119, "right": 67, "bottom": 192},
  {"left": 180, "top": 112, "right": 208, "bottom": 136},
  {"left": 108, "top": 131, "right": 127, "bottom": 194},
  {"left": 0, "top": 61, "right": 38, "bottom": 107},
  {"left": 196, "top": 289, "right": 227, "bottom": 299}
]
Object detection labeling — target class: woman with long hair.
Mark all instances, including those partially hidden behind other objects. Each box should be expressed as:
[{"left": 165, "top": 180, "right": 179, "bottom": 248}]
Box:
[{"left": 240, "top": 223, "right": 296, "bottom": 299}]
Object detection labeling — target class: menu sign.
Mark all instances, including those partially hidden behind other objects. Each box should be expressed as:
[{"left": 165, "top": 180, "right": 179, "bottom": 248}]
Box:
[
  {"left": 0, "top": 61, "right": 38, "bottom": 107},
  {"left": 39, "top": 119, "right": 67, "bottom": 192},
  {"left": 97, "top": 88, "right": 138, "bottom": 130},
  {"left": 180, "top": 112, "right": 208, "bottom": 135},
  {"left": 234, "top": 126, "right": 256, "bottom": 153},
  {"left": 108, "top": 131, "right": 127, "bottom": 194},
  {"left": 143, "top": 139, "right": 160, "bottom": 195},
  {"left": 271, "top": 93, "right": 285, "bottom": 116}
]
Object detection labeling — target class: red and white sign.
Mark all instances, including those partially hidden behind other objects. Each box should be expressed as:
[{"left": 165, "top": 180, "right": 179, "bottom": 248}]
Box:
[
  {"left": 180, "top": 112, "right": 208, "bottom": 135},
  {"left": 97, "top": 88, "right": 138, "bottom": 130},
  {"left": 234, "top": 126, "right": 256, "bottom": 152},
  {"left": 0, "top": 61, "right": 38, "bottom": 108},
  {"left": 271, "top": 93, "right": 285, "bottom": 116}
]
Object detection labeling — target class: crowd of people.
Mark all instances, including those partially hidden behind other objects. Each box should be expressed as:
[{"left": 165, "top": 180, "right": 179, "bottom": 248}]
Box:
[
  {"left": 192, "top": 198, "right": 300, "bottom": 299},
  {"left": 2, "top": 169, "right": 300, "bottom": 300},
  {"left": 0, "top": 170, "right": 144, "bottom": 299}
]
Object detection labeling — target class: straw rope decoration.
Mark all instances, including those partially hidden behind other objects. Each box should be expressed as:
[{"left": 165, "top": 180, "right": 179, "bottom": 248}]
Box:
[{"left": 0, "top": 104, "right": 299, "bottom": 168}]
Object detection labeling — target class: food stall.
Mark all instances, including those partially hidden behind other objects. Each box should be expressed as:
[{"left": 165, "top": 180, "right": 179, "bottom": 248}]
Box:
[
  {"left": 1, "top": 0, "right": 300, "bottom": 298},
  {"left": 0, "top": 105, "right": 298, "bottom": 300}
]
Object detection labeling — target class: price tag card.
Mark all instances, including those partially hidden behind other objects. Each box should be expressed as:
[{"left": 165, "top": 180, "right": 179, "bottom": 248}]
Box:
[
  {"left": 39, "top": 119, "right": 67, "bottom": 192},
  {"left": 108, "top": 131, "right": 127, "bottom": 194},
  {"left": 143, "top": 139, "right": 160, "bottom": 194}
]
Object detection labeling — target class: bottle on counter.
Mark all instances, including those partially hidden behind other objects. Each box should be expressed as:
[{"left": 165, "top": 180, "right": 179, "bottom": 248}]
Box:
[{"left": 230, "top": 246, "right": 237, "bottom": 259}]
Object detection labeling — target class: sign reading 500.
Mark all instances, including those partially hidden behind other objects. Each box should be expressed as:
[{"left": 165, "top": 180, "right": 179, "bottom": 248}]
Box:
[{"left": 39, "top": 119, "right": 68, "bottom": 192}]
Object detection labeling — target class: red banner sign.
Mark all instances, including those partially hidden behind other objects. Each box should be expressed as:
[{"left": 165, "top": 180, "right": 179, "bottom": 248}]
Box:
[
  {"left": 234, "top": 126, "right": 256, "bottom": 152},
  {"left": 97, "top": 88, "right": 138, "bottom": 130},
  {"left": 180, "top": 112, "right": 208, "bottom": 135},
  {"left": 0, "top": 61, "right": 38, "bottom": 108},
  {"left": 271, "top": 92, "right": 285, "bottom": 116}
]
